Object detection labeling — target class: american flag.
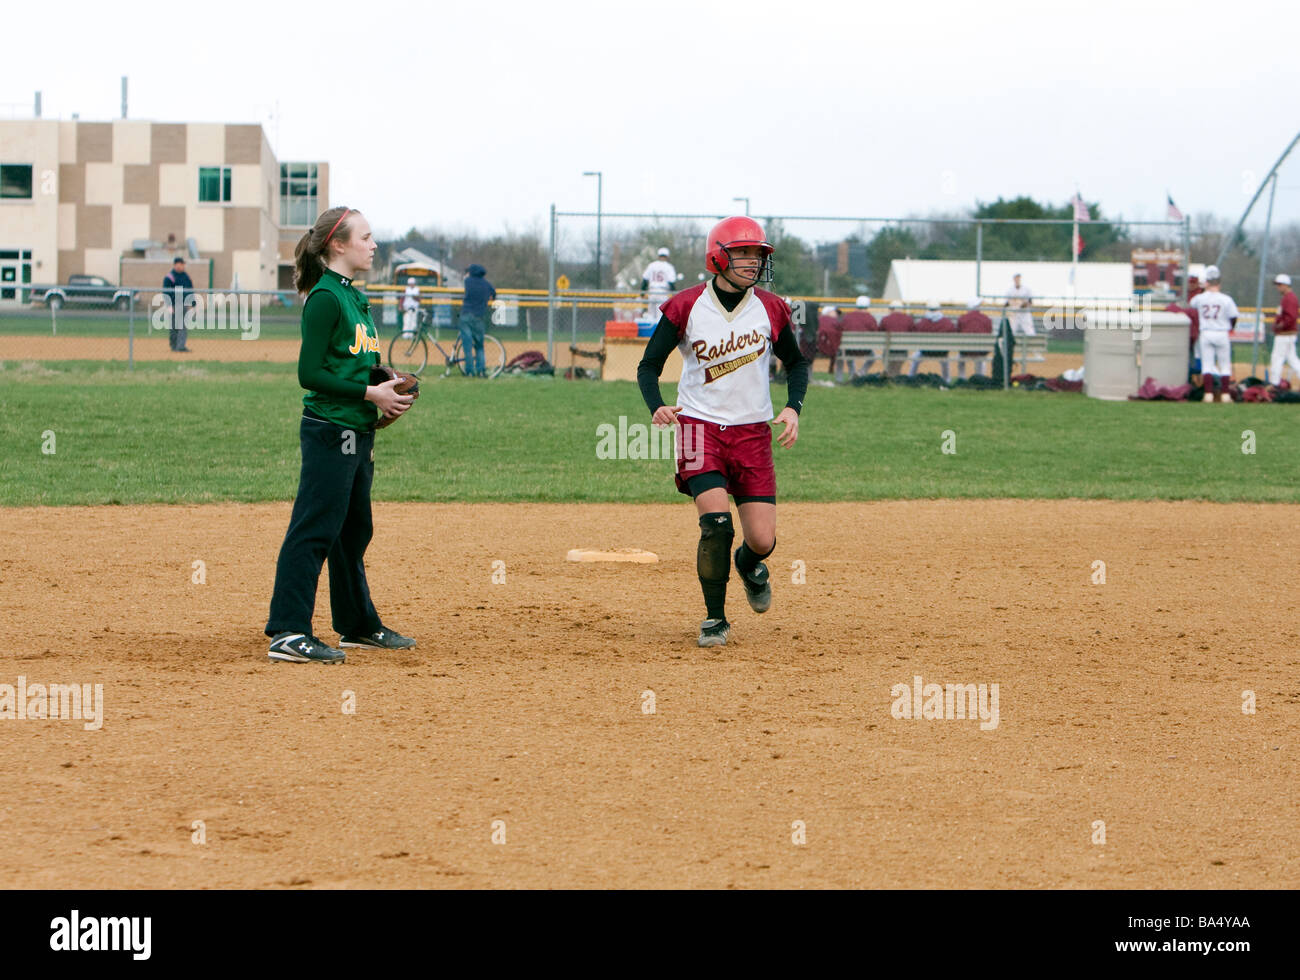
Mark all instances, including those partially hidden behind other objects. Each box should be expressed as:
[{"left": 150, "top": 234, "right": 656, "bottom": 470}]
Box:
[
  {"left": 1166, "top": 193, "right": 1184, "bottom": 221},
  {"left": 1071, "top": 193, "right": 1091, "bottom": 222}
]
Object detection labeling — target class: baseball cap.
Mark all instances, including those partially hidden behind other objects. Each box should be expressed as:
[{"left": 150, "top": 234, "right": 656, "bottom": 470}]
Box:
[
  {"left": 657, "top": 247, "right": 670, "bottom": 257},
  {"left": 1276, "top": 273, "right": 1292, "bottom": 286},
  {"left": 1204, "top": 265, "right": 1221, "bottom": 281},
  {"left": 889, "top": 300, "right": 903, "bottom": 309},
  {"left": 855, "top": 295, "right": 870, "bottom": 307},
  {"left": 967, "top": 298, "right": 981, "bottom": 309}
]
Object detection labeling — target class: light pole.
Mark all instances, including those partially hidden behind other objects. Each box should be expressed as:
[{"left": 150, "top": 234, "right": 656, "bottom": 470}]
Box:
[
  {"left": 583, "top": 171, "right": 602, "bottom": 289},
  {"left": 733, "top": 196, "right": 750, "bottom": 216}
]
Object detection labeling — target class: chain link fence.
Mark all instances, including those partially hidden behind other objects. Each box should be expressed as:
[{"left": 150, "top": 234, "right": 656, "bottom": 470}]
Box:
[
  {"left": 8, "top": 202, "right": 1292, "bottom": 379},
  {"left": 0, "top": 284, "right": 561, "bottom": 368},
  {"left": 544, "top": 207, "right": 1201, "bottom": 362}
]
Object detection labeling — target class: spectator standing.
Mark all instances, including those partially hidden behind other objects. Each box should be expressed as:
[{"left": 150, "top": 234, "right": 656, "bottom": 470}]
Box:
[
  {"left": 460, "top": 264, "right": 495, "bottom": 377},
  {"left": 162, "top": 256, "right": 194, "bottom": 352}
]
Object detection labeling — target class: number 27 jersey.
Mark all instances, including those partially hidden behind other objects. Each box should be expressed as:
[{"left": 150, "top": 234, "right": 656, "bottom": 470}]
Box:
[{"left": 1191, "top": 291, "right": 1238, "bottom": 333}]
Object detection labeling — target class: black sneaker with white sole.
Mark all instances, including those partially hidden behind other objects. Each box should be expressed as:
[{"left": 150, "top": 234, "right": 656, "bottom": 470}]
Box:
[
  {"left": 268, "top": 632, "right": 345, "bottom": 664},
  {"left": 338, "top": 628, "right": 417, "bottom": 650},
  {"left": 697, "top": 618, "right": 731, "bottom": 647},
  {"left": 735, "top": 548, "right": 772, "bottom": 613}
]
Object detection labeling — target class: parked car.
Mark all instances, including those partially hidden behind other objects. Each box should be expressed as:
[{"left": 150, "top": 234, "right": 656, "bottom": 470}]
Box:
[{"left": 40, "top": 275, "right": 136, "bottom": 311}]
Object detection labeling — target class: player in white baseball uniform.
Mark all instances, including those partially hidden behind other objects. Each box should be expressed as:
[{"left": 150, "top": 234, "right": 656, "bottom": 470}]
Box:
[
  {"left": 637, "top": 217, "right": 810, "bottom": 648},
  {"left": 401, "top": 277, "right": 420, "bottom": 333},
  {"left": 1004, "top": 274, "right": 1035, "bottom": 336},
  {"left": 1189, "top": 265, "right": 1238, "bottom": 403},
  {"left": 641, "top": 247, "right": 678, "bottom": 319}
]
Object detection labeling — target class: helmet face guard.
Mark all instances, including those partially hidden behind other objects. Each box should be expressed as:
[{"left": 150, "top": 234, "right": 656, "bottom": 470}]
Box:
[
  {"left": 716, "top": 244, "right": 774, "bottom": 287},
  {"left": 706, "top": 216, "right": 775, "bottom": 288}
]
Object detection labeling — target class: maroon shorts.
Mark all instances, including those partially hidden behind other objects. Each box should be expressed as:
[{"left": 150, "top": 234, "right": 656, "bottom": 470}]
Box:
[{"left": 674, "top": 415, "right": 776, "bottom": 499}]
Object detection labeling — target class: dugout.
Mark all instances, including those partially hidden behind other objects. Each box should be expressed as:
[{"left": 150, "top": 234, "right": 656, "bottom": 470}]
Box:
[{"left": 1083, "top": 310, "right": 1190, "bottom": 401}]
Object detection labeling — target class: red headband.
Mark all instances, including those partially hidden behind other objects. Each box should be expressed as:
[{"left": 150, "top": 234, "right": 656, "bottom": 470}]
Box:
[{"left": 323, "top": 208, "right": 352, "bottom": 245}]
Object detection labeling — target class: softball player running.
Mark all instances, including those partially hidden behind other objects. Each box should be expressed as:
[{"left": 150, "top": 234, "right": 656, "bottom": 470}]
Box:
[
  {"left": 637, "top": 217, "right": 811, "bottom": 647},
  {"left": 264, "top": 206, "right": 417, "bottom": 663},
  {"left": 1190, "top": 265, "right": 1238, "bottom": 403}
]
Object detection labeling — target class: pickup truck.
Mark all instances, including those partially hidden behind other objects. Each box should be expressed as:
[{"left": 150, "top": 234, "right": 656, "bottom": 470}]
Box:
[{"left": 40, "top": 275, "right": 137, "bottom": 311}]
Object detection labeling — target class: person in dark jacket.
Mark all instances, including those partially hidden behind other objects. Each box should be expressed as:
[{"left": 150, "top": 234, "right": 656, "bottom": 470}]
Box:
[
  {"left": 162, "top": 256, "right": 194, "bottom": 352},
  {"left": 460, "top": 264, "right": 496, "bottom": 377}
]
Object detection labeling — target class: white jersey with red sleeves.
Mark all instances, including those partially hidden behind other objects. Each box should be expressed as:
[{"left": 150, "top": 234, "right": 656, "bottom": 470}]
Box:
[
  {"left": 643, "top": 259, "right": 677, "bottom": 300},
  {"left": 660, "top": 281, "right": 791, "bottom": 426},
  {"left": 1190, "top": 289, "right": 1239, "bottom": 333}
]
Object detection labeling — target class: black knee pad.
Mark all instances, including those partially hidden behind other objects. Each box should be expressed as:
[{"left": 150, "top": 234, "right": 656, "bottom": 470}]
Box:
[{"left": 698, "top": 512, "right": 734, "bottom": 581}]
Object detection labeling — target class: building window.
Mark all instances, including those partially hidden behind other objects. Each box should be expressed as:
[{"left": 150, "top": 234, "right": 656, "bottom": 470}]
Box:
[
  {"left": 0, "top": 164, "right": 34, "bottom": 199},
  {"left": 199, "top": 166, "right": 232, "bottom": 204},
  {"left": 280, "top": 162, "right": 318, "bottom": 226}
]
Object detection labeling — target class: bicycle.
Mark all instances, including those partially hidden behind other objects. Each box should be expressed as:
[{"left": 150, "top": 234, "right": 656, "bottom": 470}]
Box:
[{"left": 388, "top": 308, "right": 507, "bottom": 378}]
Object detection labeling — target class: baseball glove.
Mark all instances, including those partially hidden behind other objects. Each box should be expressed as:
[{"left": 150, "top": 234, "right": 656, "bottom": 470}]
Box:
[{"left": 369, "top": 365, "right": 420, "bottom": 430}]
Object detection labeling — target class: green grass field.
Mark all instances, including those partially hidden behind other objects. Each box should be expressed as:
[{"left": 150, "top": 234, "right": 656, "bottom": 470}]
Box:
[{"left": 1, "top": 359, "right": 1292, "bottom": 506}]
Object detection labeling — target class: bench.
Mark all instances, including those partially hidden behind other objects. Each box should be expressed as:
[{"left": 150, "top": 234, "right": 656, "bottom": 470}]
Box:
[{"left": 834, "top": 331, "right": 1049, "bottom": 382}]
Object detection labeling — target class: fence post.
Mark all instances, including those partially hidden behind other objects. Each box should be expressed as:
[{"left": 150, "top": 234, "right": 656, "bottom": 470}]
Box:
[
  {"left": 975, "top": 221, "right": 982, "bottom": 299},
  {"left": 572, "top": 300, "right": 577, "bottom": 349},
  {"left": 547, "top": 203, "right": 556, "bottom": 366},
  {"left": 128, "top": 288, "right": 134, "bottom": 370},
  {"left": 1251, "top": 174, "right": 1278, "bottom": 379}
]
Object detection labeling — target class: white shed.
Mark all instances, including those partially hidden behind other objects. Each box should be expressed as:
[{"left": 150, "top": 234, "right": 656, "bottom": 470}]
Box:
[{"left": 883, "top": 259, "right": 1135, "bottom": 304}]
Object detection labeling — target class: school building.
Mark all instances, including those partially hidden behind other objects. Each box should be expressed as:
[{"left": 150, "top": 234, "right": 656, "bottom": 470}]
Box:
[{"left": 0, "top": 118, "right": 328, "bottom": 302}]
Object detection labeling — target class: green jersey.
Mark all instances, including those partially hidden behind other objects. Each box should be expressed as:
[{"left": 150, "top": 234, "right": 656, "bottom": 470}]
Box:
[{"left": 299, "top": 267, "right": 380, "bottom": 429}]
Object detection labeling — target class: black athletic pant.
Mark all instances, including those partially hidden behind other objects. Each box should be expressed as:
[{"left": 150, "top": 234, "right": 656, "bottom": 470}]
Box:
[{"left": 265, "top": 412, "right": 382, "bottom": 639}]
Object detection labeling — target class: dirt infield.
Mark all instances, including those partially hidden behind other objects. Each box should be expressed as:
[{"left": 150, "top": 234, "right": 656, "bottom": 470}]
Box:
[
  {"left": 4, "top": 333, "right": 1268, "bottom": 383},
  {"left": 3, "top": 500, "right": 1297, "bottom": 889}
]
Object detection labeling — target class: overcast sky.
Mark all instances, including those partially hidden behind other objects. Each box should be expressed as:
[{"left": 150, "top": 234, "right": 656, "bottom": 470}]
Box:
[{"left": 6, "top": 0, "right": 1298, "bottom": 240}]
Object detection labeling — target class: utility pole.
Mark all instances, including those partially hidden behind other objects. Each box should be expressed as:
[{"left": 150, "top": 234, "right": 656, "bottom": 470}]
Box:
[{"left": 583, "top": 171, "right": 602, "bottom": 289}]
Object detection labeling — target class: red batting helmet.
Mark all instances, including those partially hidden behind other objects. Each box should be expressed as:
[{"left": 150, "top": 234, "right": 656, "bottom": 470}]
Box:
[{"left": 705, "top": 216, "right": 774, "bottom": 284}]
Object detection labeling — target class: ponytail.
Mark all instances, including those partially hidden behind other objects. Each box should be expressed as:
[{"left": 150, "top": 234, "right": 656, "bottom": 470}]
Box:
[{"left": 293, "top": 205, "right": 355, "bottom": 294}]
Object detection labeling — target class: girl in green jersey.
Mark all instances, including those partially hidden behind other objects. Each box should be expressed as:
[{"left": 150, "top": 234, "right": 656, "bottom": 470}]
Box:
[{"left": 265, "top": 206, "right": 417, "bottom": 664}]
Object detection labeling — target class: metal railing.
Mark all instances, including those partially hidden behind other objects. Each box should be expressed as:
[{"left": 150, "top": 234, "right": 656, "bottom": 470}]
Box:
[{"left": 0, "top": 282, "right": 1279, "bottom": 373}]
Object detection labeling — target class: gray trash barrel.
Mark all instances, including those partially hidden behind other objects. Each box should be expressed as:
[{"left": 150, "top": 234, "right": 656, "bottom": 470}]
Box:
[{"left": 1083, "top": 310, "right": 1190, "bottom": 400}]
